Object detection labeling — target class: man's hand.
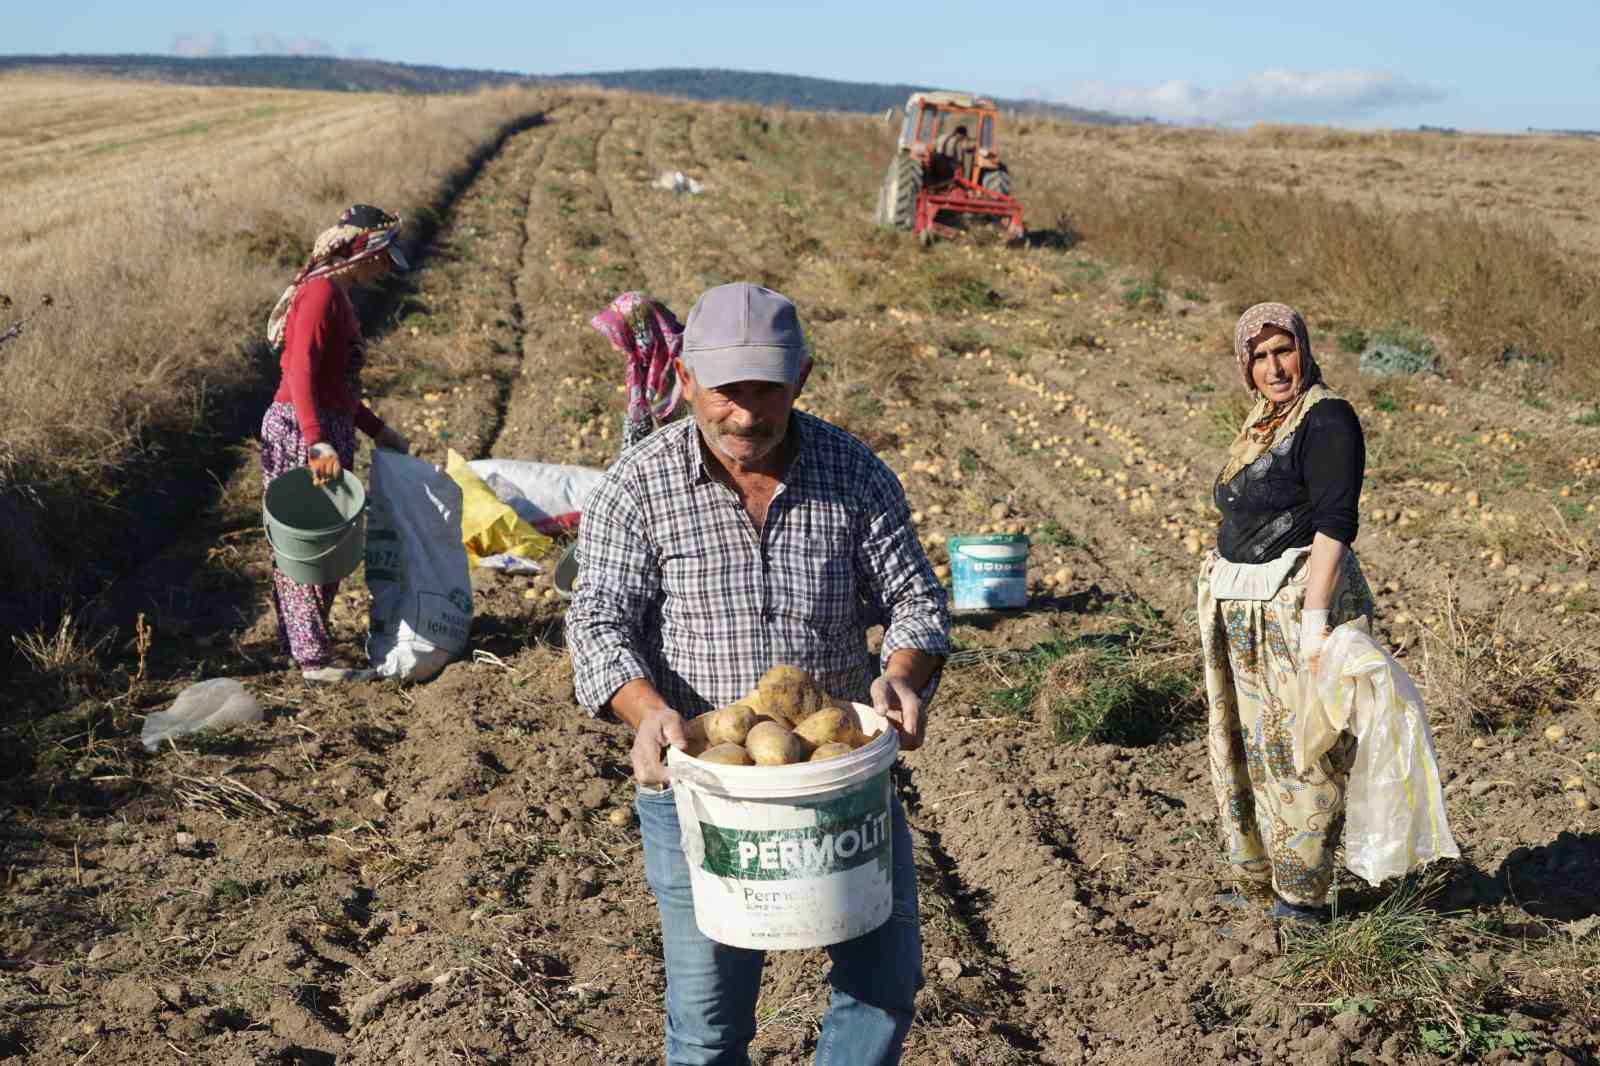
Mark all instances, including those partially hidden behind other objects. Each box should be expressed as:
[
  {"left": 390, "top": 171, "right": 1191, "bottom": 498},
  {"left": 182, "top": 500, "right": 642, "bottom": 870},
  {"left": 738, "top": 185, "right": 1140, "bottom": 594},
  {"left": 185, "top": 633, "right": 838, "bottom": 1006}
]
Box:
[
  {"left": 631, "top": 706, "right": 689, "bottom": 786},
  {"left": 871, "top": 673, "right": 926, "bottom": 751}
]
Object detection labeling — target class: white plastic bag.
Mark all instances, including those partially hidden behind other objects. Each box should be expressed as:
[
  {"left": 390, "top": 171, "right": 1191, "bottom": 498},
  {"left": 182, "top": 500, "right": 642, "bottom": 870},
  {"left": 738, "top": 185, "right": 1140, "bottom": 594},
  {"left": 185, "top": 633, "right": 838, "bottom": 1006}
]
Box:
[
  {"left": 1296, "top": 623, "right": 1461, "bottom": 886},
  {"left": 466, "top": 458, "right": 605, "bottom": 534},
  {"left": 141, "top": 678, "right": 263, "bottom": 751},
  {"left": 366, "top": 451, "right": 472, "bottom": 682}
]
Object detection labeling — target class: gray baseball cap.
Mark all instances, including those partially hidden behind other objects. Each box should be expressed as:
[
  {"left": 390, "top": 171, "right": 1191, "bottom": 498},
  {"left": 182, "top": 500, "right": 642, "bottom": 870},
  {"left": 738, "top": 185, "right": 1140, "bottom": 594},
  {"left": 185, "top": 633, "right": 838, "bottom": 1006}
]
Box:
[{"left": 681, "top": 283, "right": 809, "bottom": 389}]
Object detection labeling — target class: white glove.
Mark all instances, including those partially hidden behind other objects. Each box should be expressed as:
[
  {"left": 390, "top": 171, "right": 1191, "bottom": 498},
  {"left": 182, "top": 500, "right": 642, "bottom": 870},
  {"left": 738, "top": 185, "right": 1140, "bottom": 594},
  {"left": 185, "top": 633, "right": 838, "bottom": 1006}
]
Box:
[{"left": 1299, "top": 608, "right": 1330, "bottom": 677}]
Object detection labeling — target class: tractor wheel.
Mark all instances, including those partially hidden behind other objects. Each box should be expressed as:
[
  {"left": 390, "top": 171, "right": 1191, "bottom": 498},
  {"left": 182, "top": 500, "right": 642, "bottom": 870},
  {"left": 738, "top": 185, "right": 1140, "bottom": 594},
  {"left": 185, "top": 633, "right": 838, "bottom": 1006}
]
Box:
[
  {"left": 878, "top": 154, "right": 922, "bottom": 230},
  {"left": 981, "top": 165, "right": 1012, "bottom": 198}
]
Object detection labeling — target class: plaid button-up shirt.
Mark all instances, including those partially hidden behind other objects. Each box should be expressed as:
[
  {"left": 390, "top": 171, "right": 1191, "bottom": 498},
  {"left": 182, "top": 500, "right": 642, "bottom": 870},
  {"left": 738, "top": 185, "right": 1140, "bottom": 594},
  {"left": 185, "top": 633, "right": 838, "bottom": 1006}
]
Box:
[{"left": 567, "top": 412, "right": 951, "bottom": 717}]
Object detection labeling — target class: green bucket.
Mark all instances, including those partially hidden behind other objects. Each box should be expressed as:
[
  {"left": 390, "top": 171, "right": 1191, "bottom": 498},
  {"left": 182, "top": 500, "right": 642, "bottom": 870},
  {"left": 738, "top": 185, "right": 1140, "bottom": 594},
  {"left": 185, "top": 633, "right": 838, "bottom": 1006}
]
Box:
[{"left": 263, "top": 467, "right": 368, "bottom": 586}]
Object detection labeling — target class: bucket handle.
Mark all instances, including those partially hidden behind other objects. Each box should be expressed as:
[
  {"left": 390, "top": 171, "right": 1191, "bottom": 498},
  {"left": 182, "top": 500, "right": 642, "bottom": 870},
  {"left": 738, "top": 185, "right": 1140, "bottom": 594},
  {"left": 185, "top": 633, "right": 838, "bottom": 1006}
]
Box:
[
  {"left": 265, "top": 521, "right": 362, "bottom": 565},
  {"left": 671, "top": 761, "right": 718, "bottom": 870}
]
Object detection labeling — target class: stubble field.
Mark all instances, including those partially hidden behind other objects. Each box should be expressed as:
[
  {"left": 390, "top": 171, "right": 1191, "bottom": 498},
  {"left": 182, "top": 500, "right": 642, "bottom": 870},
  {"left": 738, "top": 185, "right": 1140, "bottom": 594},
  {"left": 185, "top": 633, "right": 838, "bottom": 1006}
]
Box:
[{"left": 3, "top": 79, "right": 1599, "bottom": 1065}]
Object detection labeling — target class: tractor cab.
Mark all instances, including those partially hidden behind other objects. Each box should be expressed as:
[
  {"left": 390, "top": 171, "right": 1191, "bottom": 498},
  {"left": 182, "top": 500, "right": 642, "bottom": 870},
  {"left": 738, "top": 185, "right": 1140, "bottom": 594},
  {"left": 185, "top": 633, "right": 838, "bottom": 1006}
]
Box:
[
  {"left": 876, "top": 90, "right": 1022, "bottom": 243},
  {"left": 897, "top": 92, "right": 1002, "bottom": 186}
]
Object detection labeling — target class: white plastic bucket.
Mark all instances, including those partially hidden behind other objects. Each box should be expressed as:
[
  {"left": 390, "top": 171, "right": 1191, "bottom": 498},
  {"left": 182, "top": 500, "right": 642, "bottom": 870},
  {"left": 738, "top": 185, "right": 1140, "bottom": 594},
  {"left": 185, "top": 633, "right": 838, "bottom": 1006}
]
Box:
[
  {"left": 948, "top": 533, "right": 1029, "bottom": 610},
  {"left": 665, "top": 704, "right": 899, "bottom": 950}
]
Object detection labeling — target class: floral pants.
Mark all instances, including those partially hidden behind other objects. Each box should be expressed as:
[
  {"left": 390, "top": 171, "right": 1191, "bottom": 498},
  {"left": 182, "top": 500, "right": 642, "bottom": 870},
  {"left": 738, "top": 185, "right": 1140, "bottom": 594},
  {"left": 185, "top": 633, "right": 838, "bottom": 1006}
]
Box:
[
  {"left": 260, "top": 402, "right": 356, "bottom": 669},
  {"left": 1198, "top": 550, "right": 1376, "bottom": 905}
]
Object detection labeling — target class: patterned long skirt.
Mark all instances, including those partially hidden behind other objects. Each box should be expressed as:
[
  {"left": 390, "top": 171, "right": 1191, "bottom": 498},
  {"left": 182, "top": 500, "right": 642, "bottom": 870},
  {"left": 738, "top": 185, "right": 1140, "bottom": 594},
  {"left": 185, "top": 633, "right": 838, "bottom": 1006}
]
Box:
[
  {"left": 260, "top": 402, "right": 357, "bottom": 669},
  {"left": 1197, "top": 550, "right": 1376, "bottom": 906}
]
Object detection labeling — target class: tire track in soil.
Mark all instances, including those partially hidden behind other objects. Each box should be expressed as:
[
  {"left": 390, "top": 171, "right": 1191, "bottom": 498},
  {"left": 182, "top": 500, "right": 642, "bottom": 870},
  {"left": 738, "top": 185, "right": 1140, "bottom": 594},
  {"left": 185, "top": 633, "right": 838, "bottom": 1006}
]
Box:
[
  {"left": 375, "top": 108, "right": 563, "bottom": 466},
  {"left": 362, "top": 100, "right": 674, "bottom": 1062},
  {"left": 873, "top": 370, "right": 1241, "bottom": 1062},
  {"left": 237, "top": 116, "right": 602, "bottom": 1063},
  {"left": 879, "top": 343, "right": 1310, "bottom": 1062}
]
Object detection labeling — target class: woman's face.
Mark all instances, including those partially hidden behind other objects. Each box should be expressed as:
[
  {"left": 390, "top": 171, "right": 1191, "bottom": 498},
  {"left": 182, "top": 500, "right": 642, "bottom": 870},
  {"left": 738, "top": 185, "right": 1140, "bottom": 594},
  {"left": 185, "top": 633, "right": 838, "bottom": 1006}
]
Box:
[
  {"left": 343, "top": 256, "right": 390, "bottom": 288},
  {"left": 1249, "top": 325, "right": 1302, "bottom": 404}
]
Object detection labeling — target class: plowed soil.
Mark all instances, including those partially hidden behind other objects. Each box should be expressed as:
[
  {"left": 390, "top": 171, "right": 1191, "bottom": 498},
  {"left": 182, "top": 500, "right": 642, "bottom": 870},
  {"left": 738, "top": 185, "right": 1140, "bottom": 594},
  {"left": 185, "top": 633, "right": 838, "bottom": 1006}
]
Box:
[{"left": 4, "top": 91, "right": 1598, "bottom": 1066}]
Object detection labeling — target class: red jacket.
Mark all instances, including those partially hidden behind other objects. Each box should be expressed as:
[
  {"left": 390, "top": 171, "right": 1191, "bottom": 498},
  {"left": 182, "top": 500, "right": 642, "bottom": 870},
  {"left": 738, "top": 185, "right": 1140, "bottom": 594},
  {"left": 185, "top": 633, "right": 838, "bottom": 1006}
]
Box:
[{"left": 272, "top": 277, "right": 385, "bottom": 445}]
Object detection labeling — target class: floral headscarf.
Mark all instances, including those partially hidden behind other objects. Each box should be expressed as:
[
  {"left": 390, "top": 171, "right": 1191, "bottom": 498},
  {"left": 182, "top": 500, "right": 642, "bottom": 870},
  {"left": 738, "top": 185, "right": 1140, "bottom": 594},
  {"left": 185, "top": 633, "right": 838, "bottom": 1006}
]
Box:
[
  {"left": 1219, "top": 302, "right": 1335, "bottom": 484},
  {"left": 589, "top": 292, "right": 684, "bottom": 450},
  {"left": 266, "top": 204, "right": 406, "bottom": 350}
]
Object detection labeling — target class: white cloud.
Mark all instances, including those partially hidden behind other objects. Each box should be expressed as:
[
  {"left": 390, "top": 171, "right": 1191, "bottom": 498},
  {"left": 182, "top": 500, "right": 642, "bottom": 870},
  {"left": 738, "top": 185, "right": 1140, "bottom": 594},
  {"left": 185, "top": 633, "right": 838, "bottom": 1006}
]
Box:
[
  {"left": 171, "top": 32, "right": 228, "bottom": 58},
  {"left": 1066, "top": 69, "right": 1445, "bottom": 125},
  {"left": 249, "top": 33, "right": 337, "bottom": 57}
]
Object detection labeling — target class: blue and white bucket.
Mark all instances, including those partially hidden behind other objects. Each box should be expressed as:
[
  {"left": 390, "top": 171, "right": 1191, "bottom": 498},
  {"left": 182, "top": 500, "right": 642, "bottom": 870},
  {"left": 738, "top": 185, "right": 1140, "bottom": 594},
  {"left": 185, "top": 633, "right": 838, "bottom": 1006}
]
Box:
[{"left": 947, "top": 533, "right": 1030, "bottom": 610}]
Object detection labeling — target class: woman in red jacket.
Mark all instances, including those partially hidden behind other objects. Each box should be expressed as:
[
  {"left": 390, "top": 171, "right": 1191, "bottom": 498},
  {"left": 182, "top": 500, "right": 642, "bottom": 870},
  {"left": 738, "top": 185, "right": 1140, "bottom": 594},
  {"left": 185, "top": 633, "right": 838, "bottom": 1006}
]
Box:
[{"left": 263, "top": 204, "right": 410, "bottom": 684}]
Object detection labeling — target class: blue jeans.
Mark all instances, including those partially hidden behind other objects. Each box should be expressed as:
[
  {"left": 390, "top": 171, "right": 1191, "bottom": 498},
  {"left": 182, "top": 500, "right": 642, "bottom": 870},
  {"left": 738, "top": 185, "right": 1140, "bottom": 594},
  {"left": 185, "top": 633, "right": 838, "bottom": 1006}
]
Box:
[{"left": 636, "top": 785, "right": 922, "bottom": 1066}]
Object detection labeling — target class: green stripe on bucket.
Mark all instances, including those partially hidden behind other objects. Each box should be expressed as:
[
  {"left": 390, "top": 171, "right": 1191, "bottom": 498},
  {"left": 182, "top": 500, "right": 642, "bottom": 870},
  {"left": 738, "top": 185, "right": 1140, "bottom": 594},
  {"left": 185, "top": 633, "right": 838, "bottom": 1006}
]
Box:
[{"left": 697, "top": 771, "right": 891, "bottom": 880}]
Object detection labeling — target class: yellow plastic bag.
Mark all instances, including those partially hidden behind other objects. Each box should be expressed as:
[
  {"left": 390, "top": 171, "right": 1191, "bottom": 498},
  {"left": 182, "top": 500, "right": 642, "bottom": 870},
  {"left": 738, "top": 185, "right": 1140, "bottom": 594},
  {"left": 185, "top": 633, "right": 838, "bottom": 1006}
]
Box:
[{"left": 445, "top": 449, "right": 554, "bottom": 565}]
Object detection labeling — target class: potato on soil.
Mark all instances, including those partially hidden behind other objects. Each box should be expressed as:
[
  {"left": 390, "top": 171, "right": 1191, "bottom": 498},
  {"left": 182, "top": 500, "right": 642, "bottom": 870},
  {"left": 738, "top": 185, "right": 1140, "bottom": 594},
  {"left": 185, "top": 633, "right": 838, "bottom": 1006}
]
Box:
[
  {"left": 746, "top": 721, "right": 807, "bottom": 766},
  {"left": 699, "top": 743, "right": 753, "bottom": 766},
  {"left": 809, "top": 741, "right": 854, "bottom": 762},
  {"left": 703, "top": 703, "right": 758, "bottom": 746}
]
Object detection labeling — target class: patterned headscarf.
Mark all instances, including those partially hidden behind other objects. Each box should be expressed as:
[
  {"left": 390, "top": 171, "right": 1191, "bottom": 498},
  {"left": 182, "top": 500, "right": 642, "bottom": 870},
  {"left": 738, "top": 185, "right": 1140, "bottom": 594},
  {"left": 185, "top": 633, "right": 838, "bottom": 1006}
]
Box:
[
  {"left": 1218, "top": 302, "right": 1335, "bottom": 484},
  {"left": 589, "top": 292, "right": 684, "bottom": 450},
  {"left": 266, "top": 205, "right": 406, "bottom": 350}
]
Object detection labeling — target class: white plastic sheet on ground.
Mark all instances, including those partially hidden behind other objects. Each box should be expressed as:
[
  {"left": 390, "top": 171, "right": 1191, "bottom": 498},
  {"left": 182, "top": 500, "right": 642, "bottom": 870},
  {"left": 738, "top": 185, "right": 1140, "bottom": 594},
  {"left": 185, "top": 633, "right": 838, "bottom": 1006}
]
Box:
[
  {"left": 366, "top": 451, "right": 472, "bottom": 682},
  {"left": 1294, "top": 621, "right": 1461, "bottom": 886},
  {"left": 651, "top": 170, "right": 703, "bottom": 194},
  {"left": 465, "top": 458, "right": 605, "bottom": 535},
  {"left": 141, "top": 678, "right": 263, "bottom": 751}
]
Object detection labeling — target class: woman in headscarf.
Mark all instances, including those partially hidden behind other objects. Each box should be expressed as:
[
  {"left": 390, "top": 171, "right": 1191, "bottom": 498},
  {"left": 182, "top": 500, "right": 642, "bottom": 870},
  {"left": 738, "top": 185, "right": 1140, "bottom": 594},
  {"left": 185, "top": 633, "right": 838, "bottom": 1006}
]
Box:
[
  {"left": 588, "top": 291, "right": 684, "bottom": 451},
  {"left": 1197, "top": 302, "right": 1375, "bottom": 922},
  {"left": 262, "top": 204, "right": 411, "bottom": 684}
]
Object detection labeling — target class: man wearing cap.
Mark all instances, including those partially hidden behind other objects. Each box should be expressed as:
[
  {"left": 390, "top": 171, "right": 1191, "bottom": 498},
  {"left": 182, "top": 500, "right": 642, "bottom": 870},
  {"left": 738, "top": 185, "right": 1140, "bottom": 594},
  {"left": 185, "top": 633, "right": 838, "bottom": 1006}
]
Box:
[{"left": 567, "top": 282, "right": 950, "bottom": 1064}]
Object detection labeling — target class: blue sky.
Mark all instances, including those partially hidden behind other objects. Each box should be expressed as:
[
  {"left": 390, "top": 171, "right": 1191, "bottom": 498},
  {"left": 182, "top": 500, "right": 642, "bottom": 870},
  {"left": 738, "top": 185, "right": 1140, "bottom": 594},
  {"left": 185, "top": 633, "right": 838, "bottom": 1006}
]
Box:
[{"left": 7, "top": 1, "right": 1592, "bottom": 132}]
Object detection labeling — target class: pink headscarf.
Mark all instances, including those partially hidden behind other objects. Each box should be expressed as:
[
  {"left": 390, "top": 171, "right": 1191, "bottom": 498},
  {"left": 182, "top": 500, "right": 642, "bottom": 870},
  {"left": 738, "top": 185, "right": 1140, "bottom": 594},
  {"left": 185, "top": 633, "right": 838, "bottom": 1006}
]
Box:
[{"left": 589, "top": 292, "right": 683, "bottom": 446}]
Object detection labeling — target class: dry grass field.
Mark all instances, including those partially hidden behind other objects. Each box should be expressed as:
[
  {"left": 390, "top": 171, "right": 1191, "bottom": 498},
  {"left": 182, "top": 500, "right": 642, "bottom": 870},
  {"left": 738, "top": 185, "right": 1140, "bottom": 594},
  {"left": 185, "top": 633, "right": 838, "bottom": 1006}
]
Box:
[
  {"left": 0, "top": 73, "right": 545, "bottom": 624},
  {"left": 3, "top": 78, "right": 1600, "bottom": 1065}
]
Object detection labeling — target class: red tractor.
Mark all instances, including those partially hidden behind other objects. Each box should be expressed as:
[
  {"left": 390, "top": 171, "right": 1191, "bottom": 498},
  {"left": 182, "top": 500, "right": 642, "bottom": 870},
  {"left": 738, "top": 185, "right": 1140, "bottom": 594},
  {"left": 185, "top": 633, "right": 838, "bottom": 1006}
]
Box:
[{"left": 874, "top": 91, "right": 1024, "bottom": 244}]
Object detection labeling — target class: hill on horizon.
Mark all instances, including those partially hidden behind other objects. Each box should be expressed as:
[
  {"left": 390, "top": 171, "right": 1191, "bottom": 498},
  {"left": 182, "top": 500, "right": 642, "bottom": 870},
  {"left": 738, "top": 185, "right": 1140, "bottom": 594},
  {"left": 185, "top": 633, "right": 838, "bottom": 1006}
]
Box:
[
  {"left": 0, "top": 54, "right": 1140, "bottom": 123},
  {"left": 0, "top": 53, "right": 535, "bottom": 94},
  {"left": 550, "top": 67, "right": 1140, "bottom": 124}
]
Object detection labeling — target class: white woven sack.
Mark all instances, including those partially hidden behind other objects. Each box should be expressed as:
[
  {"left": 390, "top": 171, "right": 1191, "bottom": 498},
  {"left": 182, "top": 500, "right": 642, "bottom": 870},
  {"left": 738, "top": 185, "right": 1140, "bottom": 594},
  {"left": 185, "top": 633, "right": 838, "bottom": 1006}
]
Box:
[{"left": 365, "top": 451, "right": 472, "bottom": 682}]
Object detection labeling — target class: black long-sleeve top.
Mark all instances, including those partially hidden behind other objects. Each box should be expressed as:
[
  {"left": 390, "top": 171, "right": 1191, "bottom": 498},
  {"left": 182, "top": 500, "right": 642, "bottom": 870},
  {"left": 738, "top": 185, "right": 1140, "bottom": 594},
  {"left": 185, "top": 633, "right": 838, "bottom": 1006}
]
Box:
[{"left": 1214, "top": 398, "right": 1364, "bottom": 565}]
